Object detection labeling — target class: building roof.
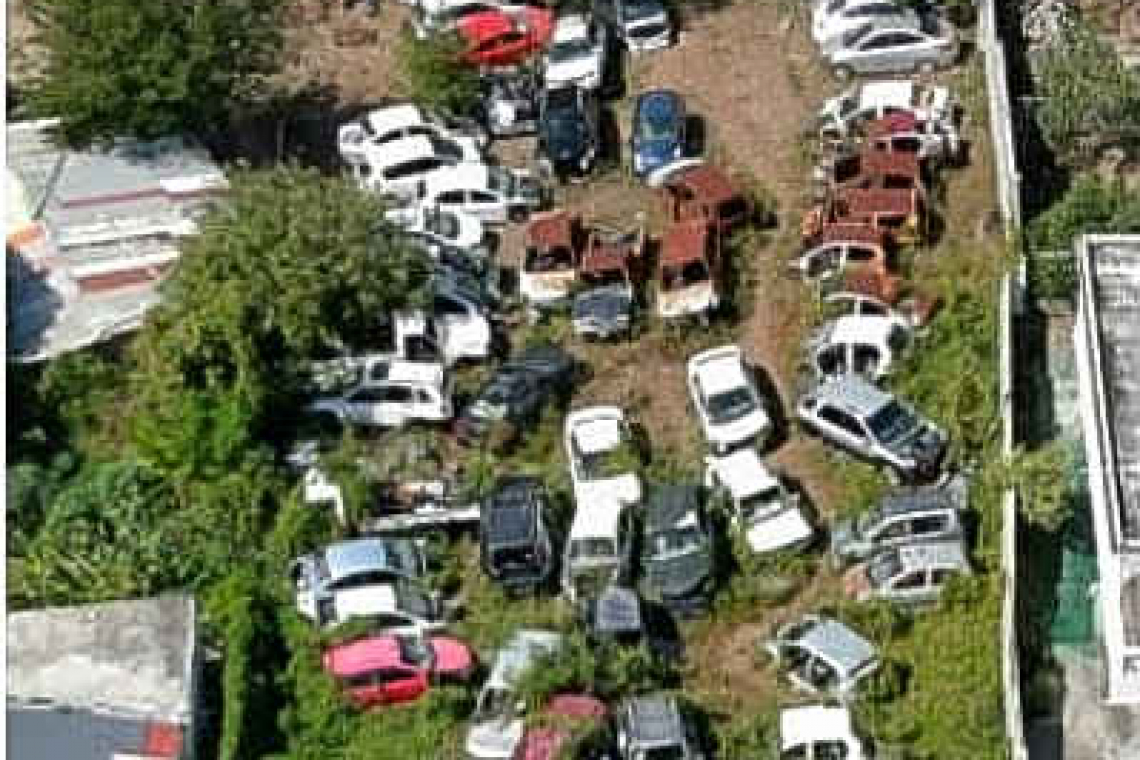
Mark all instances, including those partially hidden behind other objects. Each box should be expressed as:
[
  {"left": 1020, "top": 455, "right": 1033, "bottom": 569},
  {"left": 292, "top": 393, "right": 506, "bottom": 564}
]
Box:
[
  {"left": 8, "top": 705, "right": 185, "bottom": 760},
  {"left": 6, "top": 119, "right": 225, "bottom": 361},
  {"left": 7, "top": 595, "right": 196, "bottom": 724}
]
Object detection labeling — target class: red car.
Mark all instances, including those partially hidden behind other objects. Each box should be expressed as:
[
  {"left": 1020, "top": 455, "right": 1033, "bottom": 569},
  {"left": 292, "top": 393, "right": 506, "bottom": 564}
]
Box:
[
  {"left": 459, "top": 8, "right": 554, "bottom": 68},
  {"left": 323, "top": 634, "right": 475, "bottom": 708},
  {"left": 513, "top": 694, "right": 607, "bottom": 760}
]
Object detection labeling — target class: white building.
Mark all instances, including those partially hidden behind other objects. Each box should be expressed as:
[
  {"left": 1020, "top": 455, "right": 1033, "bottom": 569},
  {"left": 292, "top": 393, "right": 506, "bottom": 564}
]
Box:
[{"left": 1074, "top": 234, "right": 1140, "bottom": 704}]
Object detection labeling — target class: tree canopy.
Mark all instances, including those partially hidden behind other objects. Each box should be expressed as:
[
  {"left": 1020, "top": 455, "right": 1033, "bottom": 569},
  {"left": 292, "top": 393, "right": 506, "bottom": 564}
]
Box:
[{"left": 24, "top": 0, "right": 283, "bottom": 146}]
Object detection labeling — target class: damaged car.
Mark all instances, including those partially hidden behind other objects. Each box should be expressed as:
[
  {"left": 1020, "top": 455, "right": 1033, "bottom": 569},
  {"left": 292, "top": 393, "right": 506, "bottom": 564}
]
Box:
[
  {"left": 654, "top": 219, "right": 721, "bottom": 324},
  {"left": 640, "top": 484, "right": 716, "bottom": 616},
  {"left": 704, "top": 448, "right": 814, "bottom": 555},
  {"left": 572, "top": 223, "right": 642, "bottom": 340}
]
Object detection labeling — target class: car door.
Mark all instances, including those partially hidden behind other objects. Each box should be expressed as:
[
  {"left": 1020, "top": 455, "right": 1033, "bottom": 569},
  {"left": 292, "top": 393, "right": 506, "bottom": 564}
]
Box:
[{"left": 850, "top": 29, "right": 902, "bottom": 72}]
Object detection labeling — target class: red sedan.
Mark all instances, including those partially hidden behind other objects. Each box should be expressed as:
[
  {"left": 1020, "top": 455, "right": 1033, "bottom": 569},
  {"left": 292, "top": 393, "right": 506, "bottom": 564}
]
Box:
[
  {"left": 323, "top": 633, "right": 475, "bottom": 708},
  {"left": 459, "top": 8, "right": 554, "bottom": 68}
]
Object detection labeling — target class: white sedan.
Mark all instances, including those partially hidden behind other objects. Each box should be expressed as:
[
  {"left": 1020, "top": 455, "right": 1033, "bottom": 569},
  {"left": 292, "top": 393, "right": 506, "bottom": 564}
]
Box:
[
  {"left": 543, "top": 14, "right": 607, "bottom": 91},
  {"left": 811, "top": 0, "right": 917, "bottom": 46},
  {"left": 686, "top": 345, "right": 773, "bottom": 454},
  {"left": 338, "top": 103, "right": 485, "bottom": 167},
  {"left": 385, "top": 204, "right": 486, "bottom": 254},
  {"left": 564, "top": 406, "right": 643, "bottom": 507}
]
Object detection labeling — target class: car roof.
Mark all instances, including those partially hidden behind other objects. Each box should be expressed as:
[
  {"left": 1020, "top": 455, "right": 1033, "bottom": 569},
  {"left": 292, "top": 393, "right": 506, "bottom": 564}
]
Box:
[
  {"left": 372, "top": 135, "right": 442, "bottom": 169},
  {"left": 527, "top": 210, "right": 578, "bottom": 249},
  {"left": 857, "top": 147, "right": 921, "bottom": 178},
  {"left": 551, "top": 13, "right": 589, "bottom": 40},
  {"left": 791, "top": 615, "right": 877, "bottom": 674},
  {"left": 580, "top": 231, "right": 631, "bottom": 274},
  {"left": 780, "top": 705, "right": 856, "bottom": 751},
  {"left": 666, "top": 163, "right": 739, "bottom": 205},
  {"left": 707, "top": 448, "right": 780, "bottom": 500},
  {"left": 486, "top": 480, "right": 539, "bottom": 545},
  {"left": 592, "top": 584, "right": 643, "bottom": 633},
  {"left": 825, "top": 314, "right": 904, "bottom": 346},
  {"left": 645, "top": 485, "right": 701, "bottom": 532},
  {"left": 637, "top": 89, "right": 683, "bottom": 120},
  {"left": 835, "top": 187, "right": 918, "bottom": 217},
  {"left": 569, "top": 496, "right": 626, "bottom": 541},
  {"left": 854, "top": 12, "right": 922, "bottom": 37},
  {"left": 660, "top": 219, "right": 710, "bottom": 266},
  {"left": 425, "top": 162, "right": 491, "bottom": 192},
  {"left": 364, "top": 104, "right": 425, "bottom": 137},
  {"left": 487, "top": 630, "right": 563, "bottom": 689},
  {"left": 689, "top": 345, "right": 747, "bottom": 395},
  {"left": 568, "top": 406, "right": 626, "bottom": 454},
  {"left": 809, "top": 373, "right": 893, "bottom": 415},
  {"left": 623, "top": 693, "right": 684, "bottom": 746},
  {"left": 324, "top": 635, "right": 404, "bottom": 677},
  {"left": 890, "top": 539, "right": 969, "bottom": 572},
  {"left": 323, "top": 538, "right": 409, "bottom": 581},
  {"left": 378, "top": 359, "right": 445, "bottom": 387}
]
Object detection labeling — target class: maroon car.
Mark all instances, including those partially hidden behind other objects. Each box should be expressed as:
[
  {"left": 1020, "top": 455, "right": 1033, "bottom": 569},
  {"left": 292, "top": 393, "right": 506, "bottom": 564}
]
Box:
[{"left": 513, "top": 694, "right": 608, "bottom": 760}]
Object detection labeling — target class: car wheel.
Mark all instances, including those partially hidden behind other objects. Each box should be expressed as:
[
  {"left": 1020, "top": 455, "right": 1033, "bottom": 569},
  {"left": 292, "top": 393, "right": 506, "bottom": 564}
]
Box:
[{"left": 832, "top": 64, "right": 855, "bottom": 82}]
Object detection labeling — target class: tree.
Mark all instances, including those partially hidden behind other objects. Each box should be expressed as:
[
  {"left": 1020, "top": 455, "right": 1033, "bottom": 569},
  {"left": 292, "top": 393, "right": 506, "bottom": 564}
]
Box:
[
  {"left": 395, "top": 31, "right": 481, "bottom": 117},
  {"left": 24, "top": 0, "right": 282, "bottom": 146}
]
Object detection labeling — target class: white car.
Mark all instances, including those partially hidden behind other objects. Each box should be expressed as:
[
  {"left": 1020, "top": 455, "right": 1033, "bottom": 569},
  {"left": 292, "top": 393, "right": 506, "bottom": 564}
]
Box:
[
  {"left": 543, "top": 14, "right": 607, "bottom": 91},
  {"left": 807, "top": 313, "right": 912, "bottom": 381},
  {"left": 306, "top": 359, "right": 453, "bottom": 428},
  {"left": 352, "top": 135, "right": 475, "bottom": 203},
  {"left": 817, "top": 80, "right": 957, "bottom": 141},
  {"left": 812, "top": 0, "right": 918, "bottom": 46},
  {"left": 385, "top": 204, "right": 487, "bottom": 254},
  {"left": 562, "top": 494, "right": 637, "bottom": 601},
  {"left": 564, "top": 406, "right": 643, "bottom": 507},
  {"left": 686, "top": 345, "right": 773, "bottom": 454},
  {"left": 822, "top": 14, "right": 959, "bottom": 80},
  {"left": 413, "top": 0, "right": 536, "bottom": 38},
  {"left": 339, "top": 104, "right": 483, "bottom": 168},
  {"left": 429, "top": 284, "right": 495, "bottom": 361},
  {"left": 779, "top": 705, "right": 871, "bottom": 760},
  {"left": 705, "top": 448, "right": 814, "bottom": 555},
  {"left": 465, "top": 630, "right": 563, "bottom": 759},
  {"left": 419, "top": 163, "right": 545, "bottom": 224},
  {"left": 299, "top": 574, "right": 442, "bottom": 631}
]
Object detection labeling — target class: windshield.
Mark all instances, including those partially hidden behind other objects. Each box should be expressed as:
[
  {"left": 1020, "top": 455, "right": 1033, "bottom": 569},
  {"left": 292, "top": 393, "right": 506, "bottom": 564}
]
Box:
[
  {"left": 740, "top": 486, "right": 784, "bottom": 523},
  {"left": 548, "top": 36, "right": 594, "bottom": 63},
  {"left": 705, "top": 386, "right": 756, "bottom": 425},
  {"left": 867, "top": 549, "right": 902, "bottom": 587},
  {"left": 623, "top": 0, "right": 663, "bottom": 22},
  {"left": 647, "top": 524, "right": 704, "bottom": 561},
  {"left": 866, "top": 401, "right": 919, "bottom": 444},
  {"left": 580, "top": 266, "right": 628, "bottom": 288},
  {"left": 492, "top": 545, "right": 541, "bottom": 572},
  {"left": 488, "top": 166, "right": 515, "bottom": 195},
  {"left": 429, "top": 136, "right": 462, "bottom": 161},
  {"left": 396, "top": 634, "right": 434, "bottom": 668},
  {"left": 424, "top": 207, "right": 460, "bottom": 240},
  {"left": 638, "top": 108, "right": 677, "bottom": 143},
  {"left": 641, "top": 747, "right": 685, "bottom": 760},
  {"left": 660, "top": 261, "right": 710, "bottom": 291},
  {"left": 570, "top": 537, "right": 617, "bottom": 561}
]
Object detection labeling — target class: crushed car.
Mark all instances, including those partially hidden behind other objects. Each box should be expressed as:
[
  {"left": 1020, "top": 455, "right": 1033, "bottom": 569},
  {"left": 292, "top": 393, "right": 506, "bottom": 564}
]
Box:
[
  {"left": 822, "top": 12, "right": 959, "bottom": 80},
  {"left": 543, "top": 13, "right": 608, "bottom": 90},
  {"left": 292, "top": 537, "right": 428, "bottom": 625},
  {"left": 805, "top": 311, "right": 913, "bottom": 381},
  {"left": 797, "top": 374, "right": 947, "bottom": 483},
  {"left": 513, "top": 694, "right": 609, "bottom": 760},
  {"left": 653, "top": 160, "right": 751, "bottom": 236},
  {"left": 572, "top": 223, "right": 643, "bottom": 340},
  {"left": 581, "top": 583, "right": 645, "bottom": 645},
  {"left": 466, "top": 630, "right": 565, "bottom": 759},
  {"left": 593, "top": 0, "right": 673, "bottom": 53},
  {"left": 420, "top": 162, "right": 545, "bottom": 224},
  {"left": 562, "top": 494, "right": 638, "bottom": 602},
  {"left": 843, "top": 538, "right": 972, "bottom": 605},
  {"left": 804, "top": 186, "right": 926, "bottom": 246},
  {"left": 520, "top": 210, "right": 585, "bottom": 316},
  {"left": 459, "top": 8, "right": 555, "bottom": 68},
  {"left": 791, "top": 222, "right": 891, "bottom": 287},
  {"left": 564, "top": 405, "right": 644, "bottom": 506},
  {"left": 306, "top": 358, "right": 454, "bottom": 429},
  {"left": 630, "top": 88, "right": 686, "bottom": 179},
  {"left": 830, "top": 473, "right": 968, "bottom": 567},
  {"left": 766, "top": 614, "right": 880, "bottom": 699},
  {"left": 478, "top": 68, "right": 541, "bottom": 138},
  {"left": 338, "top": 103, "right": 486, "bottom": 170},
  {"left": 815, "top": 79, "right": 958, "bottom": 143},
  {"left": 704, "top": 448, "right": 815, "bottom": 555}
]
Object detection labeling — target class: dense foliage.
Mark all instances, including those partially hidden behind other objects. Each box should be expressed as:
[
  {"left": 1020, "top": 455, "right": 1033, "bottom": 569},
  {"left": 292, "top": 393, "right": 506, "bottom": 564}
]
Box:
[
  {"left": 395, "top": 31, "right": 482, "bottom": 117},
  {"left": 24, "top": 0, "right": 283, "bottom": 146}
]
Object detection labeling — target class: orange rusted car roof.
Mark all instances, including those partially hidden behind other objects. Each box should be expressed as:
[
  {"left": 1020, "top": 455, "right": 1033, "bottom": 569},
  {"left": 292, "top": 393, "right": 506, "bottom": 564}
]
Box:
[
  {"left": 856, "top": 147, "right": 921, "bottom": 179},
  {"left": 813, "top": 221, "right": 887, "bottom": 248},
  {"left": 836, "top": 187, "right": 918, "bottom": 218},
  {"left": 580, "top": 234, "right": 630, "bottom": 274},
  {"left": 659, "top": 220, "right": 710, "bottom": 266},
  {"left": 668, "top": 164, "right": 740, "bottom": 205},
  {"left": 526, "top": 210, "right": 578, "bottom": 249}
]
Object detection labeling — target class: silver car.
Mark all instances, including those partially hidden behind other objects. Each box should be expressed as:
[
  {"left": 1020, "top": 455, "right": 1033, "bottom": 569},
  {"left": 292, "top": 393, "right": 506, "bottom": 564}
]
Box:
[
  {"left": 823, "top": 13, "right": 959, "bottom": 80},
  {"left": 843, "top": 539, "right": 972, "bottom": 606},
  {"left": 766, "top": 614, "right": 880, "bottom": 700}
]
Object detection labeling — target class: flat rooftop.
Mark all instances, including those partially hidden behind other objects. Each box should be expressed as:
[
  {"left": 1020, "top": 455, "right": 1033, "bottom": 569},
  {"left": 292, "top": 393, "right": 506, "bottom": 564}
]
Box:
[{"left": 7, "top": 595, "right": 197, "bottom": 724}]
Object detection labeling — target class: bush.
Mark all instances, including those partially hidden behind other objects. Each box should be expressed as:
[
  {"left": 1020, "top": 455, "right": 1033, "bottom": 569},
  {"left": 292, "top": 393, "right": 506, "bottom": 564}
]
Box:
[{"left": 395, "top": 31, "right": 481, "bottom": 117}]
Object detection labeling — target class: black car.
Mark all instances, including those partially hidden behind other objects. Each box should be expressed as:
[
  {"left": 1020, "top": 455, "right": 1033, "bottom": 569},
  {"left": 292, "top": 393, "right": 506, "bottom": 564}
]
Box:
[
  {"left": 536, "top": 85, "right": 602, "bottom": 182},
  {"left": 455, "top": 344, "right": 576, "bottom": 446},
  {"left": 478, "top": 69, "right": 540, "bottom": 138},
  {"left": 640, "top": 485, "right": 716, "bottom": 617},
  {"left": 480, "top": 476, "right": 557, "bottom": 594}
]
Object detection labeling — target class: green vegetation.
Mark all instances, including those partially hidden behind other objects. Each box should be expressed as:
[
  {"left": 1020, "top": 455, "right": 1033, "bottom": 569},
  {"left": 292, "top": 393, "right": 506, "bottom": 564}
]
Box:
[
  {"left": 395, "top": 31, "right": 481, "bottom": 117},
  {"left": 24, "top": 0, "right": 283, "bottom": 146}
]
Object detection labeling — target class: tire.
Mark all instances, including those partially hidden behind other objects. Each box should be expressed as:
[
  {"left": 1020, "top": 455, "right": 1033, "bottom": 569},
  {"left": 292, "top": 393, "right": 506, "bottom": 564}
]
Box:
[{"left": 832, "top": 64, "right": 855, "bottom": 82}]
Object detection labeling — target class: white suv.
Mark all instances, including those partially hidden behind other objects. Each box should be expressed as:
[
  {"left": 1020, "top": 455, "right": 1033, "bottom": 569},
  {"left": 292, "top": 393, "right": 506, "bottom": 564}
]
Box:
[
  {"left": 543, "top": 14, "right": 607, "bottom": 91},
  {"left": 564, "top": 405, "right": 643, "bottom": 507},
  {"left": 686, "top": 345, "right": 773, "bottom": 454},
  {"left": 307, "top": 359, "right": 453, "bottom": 428},
  {"left": 419, "top": 163, "right": 545, "bottom": 224}
]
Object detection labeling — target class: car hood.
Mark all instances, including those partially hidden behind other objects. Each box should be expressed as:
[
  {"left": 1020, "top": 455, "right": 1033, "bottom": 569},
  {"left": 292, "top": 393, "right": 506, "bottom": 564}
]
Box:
[
  {"left": 658, "top": 284, "right": 717, "bottom": 318},
  {"left": 646, "top": 549, "right": 712, "bottom": 598},
  {"left": 430, "top": 636, "right": 475, "bottom": 676},
  {"left": 745, "top": 507, "right": 814, "bottom": 554},
  {"left": 707, "top": 407, "right": 772, "bottom": 446},
  {"left": 466, "top": 716, "right": 525, "bottom": 759},
  {"left": 545, "top": 55, "right": 601, "bottom": 85},
  {"left": 573, "top": 285, "right": 633, "bottom": 332},
  {"left": 578, "top": 475, "right": 642, "bottom": 507}
]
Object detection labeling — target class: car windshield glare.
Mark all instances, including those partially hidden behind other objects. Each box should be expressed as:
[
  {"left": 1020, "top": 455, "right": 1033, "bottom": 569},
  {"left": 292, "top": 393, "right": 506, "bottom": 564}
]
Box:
[
  {"left": 866, "top": 400, "right": 918, "bottom": 444},
  {"left": 648, "top": 524, "right": 703, "bottom": 560},
  {"left": 570, "top": 537, "right": 617, "bottom": 561},
  {"left": 867, "top": 549, "right": 902, "bottom": 587},
  {"left": 706, "top": 386, "right": 756, "bottom": 424}
]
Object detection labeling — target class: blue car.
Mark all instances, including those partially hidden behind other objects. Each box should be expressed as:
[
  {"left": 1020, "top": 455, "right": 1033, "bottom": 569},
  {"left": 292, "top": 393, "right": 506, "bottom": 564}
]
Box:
[{"left": 630, "top": 89, "right": 685, "bottom": 179}]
